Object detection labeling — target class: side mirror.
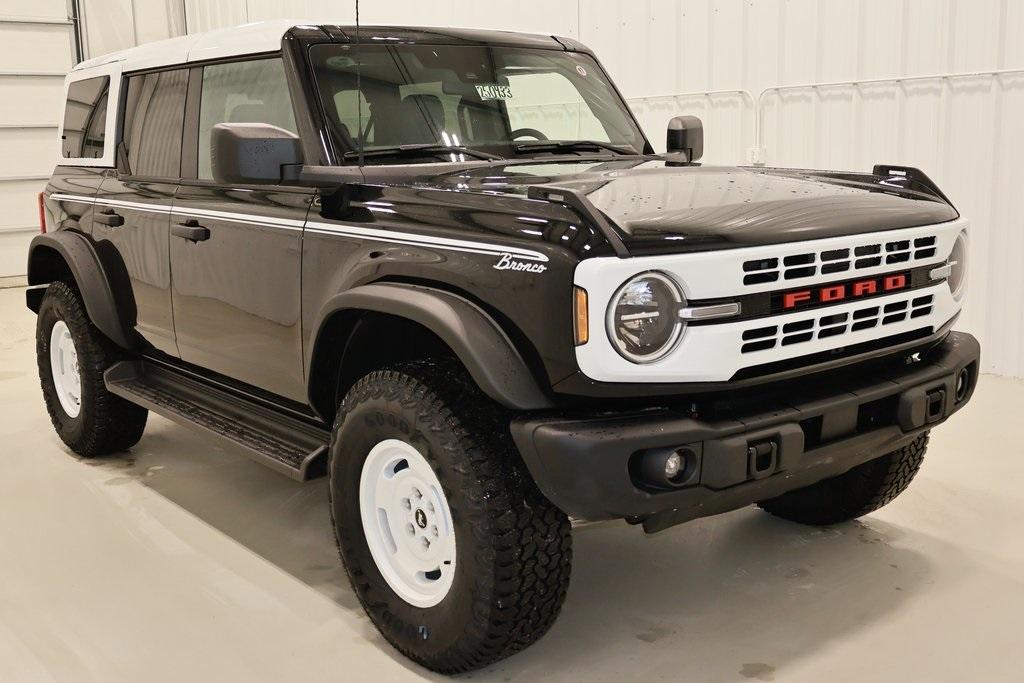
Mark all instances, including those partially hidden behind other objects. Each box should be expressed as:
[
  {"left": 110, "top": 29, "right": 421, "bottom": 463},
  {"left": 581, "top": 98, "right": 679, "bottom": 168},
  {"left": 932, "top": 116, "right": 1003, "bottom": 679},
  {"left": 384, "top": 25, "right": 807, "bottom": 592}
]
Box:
[
  {"left": 666, "top": 115, "right": 703, "bottom": 162},
  {"left": 211, "top": 123, "right": 302, "bottom": 185}
]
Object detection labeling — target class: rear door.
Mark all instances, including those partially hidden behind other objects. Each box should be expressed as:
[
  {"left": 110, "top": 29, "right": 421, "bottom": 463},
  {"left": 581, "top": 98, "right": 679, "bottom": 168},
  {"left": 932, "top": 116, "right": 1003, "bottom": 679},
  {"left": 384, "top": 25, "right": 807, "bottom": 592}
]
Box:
[
  {"left": 94, "top": 67, "right": 187, "bottom": 356},
  {"left": 169, "top": 56, "right": 312, "bottom": 402}
]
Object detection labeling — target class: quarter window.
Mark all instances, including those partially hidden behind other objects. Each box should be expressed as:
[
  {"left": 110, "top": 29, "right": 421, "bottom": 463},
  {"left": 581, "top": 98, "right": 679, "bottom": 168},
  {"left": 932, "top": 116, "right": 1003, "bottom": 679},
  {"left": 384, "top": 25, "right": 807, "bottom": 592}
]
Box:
[
  {"left": 61, "top": 76, "right": 110, "bottom": 159},
  {"left": 197, "top": 58, "right": 297, "bottom": 180},
  {"left": 122, "top": 69, "right": 188, "bottom": 178}
]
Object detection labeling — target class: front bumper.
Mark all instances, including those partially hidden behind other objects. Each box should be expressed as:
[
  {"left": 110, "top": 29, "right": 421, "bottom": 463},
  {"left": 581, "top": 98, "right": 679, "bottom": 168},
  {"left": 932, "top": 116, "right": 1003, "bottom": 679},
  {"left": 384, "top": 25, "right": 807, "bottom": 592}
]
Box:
[{"left": 511, "top": 331, "right": 979, "bottom": 533}]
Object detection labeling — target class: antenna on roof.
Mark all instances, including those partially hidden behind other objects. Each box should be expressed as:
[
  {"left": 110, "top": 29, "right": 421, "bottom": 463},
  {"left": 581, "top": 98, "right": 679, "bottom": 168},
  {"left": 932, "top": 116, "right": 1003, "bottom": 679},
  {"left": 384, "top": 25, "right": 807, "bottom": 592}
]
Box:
[{"left": 355, "top": 0, "right": 364, "bottom": 168}]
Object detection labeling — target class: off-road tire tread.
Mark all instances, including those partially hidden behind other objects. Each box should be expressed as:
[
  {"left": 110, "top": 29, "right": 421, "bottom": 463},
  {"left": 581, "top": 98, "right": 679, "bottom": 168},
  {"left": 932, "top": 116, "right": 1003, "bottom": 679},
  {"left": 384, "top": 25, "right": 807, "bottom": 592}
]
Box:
[
  {"left": 328, "top": 360, "right": 572, "bottom": 674},
  {"left": 37, "top": 281, "right": 147, "bottom": 456},
  {"left": 758, "top": 432, "right": 928, "bottom": 525}
]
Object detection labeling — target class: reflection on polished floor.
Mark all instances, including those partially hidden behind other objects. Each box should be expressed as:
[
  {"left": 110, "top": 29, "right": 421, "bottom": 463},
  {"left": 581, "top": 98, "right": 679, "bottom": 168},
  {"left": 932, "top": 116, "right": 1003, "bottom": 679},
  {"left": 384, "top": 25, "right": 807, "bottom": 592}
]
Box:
[{"left": 1, "top": 286, "right": 1022, "bottom": 682}]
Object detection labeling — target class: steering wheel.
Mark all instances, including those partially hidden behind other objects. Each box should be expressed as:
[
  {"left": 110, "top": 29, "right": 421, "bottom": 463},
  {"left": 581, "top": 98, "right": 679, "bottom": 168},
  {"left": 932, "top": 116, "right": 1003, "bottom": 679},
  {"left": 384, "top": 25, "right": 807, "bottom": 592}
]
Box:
[{"left": 510, "top": 128, "right": 549, "bottom": 141}]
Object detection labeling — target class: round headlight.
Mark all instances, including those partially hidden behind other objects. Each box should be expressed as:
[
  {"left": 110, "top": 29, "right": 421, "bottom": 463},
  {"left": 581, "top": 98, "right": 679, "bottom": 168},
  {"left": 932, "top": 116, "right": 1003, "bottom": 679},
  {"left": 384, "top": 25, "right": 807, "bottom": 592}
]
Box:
[
  {"left": 948, "top": 231, "right": 968, "bottom": 301},
  {"left": 606, "top": 272, "right": 683, "bottom": 363}
]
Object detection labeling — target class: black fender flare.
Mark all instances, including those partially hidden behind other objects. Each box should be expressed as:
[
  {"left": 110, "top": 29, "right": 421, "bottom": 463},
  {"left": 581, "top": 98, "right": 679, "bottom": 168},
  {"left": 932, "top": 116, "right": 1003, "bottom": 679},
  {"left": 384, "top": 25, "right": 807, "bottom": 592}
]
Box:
[
  {"left": 308, "top": 283, "right": 553, "bottom": 411},
  {"left": 26, "top": 232, "right": 135, "bottom": 349}
]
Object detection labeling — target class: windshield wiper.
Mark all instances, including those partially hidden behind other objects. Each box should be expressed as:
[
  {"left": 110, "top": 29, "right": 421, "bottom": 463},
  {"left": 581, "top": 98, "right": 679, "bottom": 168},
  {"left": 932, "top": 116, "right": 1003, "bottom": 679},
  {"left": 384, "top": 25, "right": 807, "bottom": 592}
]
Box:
[
  {"left": 512, "top": 140, "right": 636, "bottom": 156},
  {"left": 342, "top": 144, "right": 503, "bottom": 162}
]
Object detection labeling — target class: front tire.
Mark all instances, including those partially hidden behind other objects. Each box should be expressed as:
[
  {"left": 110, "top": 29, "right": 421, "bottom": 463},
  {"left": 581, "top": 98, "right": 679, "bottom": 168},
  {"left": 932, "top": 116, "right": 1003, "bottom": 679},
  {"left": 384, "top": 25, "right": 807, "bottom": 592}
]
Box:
[
  {"left": 758, "top": 432, "right": 928, "bottom": 525},
  {"left": 36, "top": 281, "right": 147, "bottom": 456},
  {"left": 328, "top": 361, "right": 572, "bottom": 674}
]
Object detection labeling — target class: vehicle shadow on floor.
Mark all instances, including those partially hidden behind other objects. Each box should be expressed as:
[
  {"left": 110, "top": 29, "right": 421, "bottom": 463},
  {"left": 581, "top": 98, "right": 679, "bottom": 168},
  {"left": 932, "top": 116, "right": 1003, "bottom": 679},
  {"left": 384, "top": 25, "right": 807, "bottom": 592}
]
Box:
[{"left": 95, "top": 419, "right": 942, "bottom": 682}]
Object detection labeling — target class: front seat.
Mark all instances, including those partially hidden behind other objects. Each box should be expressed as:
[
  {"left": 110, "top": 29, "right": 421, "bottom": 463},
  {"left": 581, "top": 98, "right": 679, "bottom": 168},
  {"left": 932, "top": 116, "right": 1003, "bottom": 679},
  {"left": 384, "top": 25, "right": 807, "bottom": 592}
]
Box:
[{"left": 393, "top": 94, "right": 446, "bottom": 145}]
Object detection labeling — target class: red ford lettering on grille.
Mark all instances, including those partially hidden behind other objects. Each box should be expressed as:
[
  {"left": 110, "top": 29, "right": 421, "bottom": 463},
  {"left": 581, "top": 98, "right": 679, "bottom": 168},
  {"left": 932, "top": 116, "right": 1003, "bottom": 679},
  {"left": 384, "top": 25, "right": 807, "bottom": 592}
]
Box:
[{"left": 781, "top": 273, "right": 908, "bottom": 310}]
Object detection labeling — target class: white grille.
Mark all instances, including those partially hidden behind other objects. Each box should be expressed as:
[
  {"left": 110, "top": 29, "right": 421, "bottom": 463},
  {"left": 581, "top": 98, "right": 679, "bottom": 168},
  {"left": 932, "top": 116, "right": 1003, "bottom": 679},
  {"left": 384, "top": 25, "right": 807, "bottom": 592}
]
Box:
[
  {"left": 742, "top": 236, "right": 938, "bottom": 285},
  {"left": 741, "top": 294, "right": 935, "bottom": 354}
]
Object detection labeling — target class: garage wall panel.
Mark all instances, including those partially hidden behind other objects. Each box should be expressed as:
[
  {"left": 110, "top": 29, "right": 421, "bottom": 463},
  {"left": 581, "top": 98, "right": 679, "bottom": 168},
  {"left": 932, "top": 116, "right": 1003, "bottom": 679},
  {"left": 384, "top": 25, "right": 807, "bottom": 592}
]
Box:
[
  {"left": 0, "top": 0, "right": 67, "bottom": 20},
  {"left": 0, "top": 179, "right": 45, "bottom": 231},
  {"left": 82, "top": 0, "right": 136, "bottom": 57},
  {"left": 0, "top": 74, "right": 64, "bottom": 125},
  {"left": 0, "top": 7, "right": 76, "bottom": 276},
  {"left": 0, "top": 23, "right": 74, "bottom": 73}
]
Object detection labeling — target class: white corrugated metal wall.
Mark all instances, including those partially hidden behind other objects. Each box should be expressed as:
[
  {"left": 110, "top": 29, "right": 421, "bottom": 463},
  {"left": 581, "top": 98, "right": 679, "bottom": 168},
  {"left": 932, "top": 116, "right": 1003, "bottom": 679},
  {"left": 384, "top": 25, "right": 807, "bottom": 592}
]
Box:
[
  {"left": 0, "top": 0, "right": 185, "bottom": 279},
  {"left": 0, "top": 1, "right": 78, "bottom": 278},
  {"left": 4, "top": 0, "right": 1021, "bottom": 376}
]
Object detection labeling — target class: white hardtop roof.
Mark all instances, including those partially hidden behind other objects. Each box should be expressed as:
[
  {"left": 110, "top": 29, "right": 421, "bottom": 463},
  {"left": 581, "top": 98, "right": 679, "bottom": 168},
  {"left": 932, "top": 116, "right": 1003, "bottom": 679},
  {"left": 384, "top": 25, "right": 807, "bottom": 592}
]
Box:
[{"left": 72, "top": 20, "right": 317, "bottom": 74}]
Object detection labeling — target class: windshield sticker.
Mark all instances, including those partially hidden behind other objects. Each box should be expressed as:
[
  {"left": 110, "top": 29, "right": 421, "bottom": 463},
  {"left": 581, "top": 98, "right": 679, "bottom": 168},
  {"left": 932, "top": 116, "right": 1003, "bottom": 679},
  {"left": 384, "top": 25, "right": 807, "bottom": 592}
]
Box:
[
  {"left": 576, "top": 64, "right": 588, "bottom": 77},
  {"left": 475, "top": 84, "right": 514, "bottom": 100}
]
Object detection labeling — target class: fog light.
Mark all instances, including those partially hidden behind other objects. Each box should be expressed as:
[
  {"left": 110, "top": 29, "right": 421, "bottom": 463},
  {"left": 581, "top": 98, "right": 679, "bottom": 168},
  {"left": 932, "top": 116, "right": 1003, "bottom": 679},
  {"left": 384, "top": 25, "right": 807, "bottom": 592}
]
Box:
[
  {"left": 664, "top": 452, "right": 683, "bottom": 479},
  {"left": 635, "top": 446, "right": 701, "bottom": 490},
  {"left": 955, "top": 367, "right": 971, "bottom": 403}
]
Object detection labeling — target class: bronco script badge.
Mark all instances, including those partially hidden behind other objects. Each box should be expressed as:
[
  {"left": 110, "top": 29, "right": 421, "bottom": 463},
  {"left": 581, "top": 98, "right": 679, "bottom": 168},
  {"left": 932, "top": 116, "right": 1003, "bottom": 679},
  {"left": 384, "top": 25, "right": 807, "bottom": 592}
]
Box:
[{"left": 493, "top": 253, "right": 547, "bottom": 274}]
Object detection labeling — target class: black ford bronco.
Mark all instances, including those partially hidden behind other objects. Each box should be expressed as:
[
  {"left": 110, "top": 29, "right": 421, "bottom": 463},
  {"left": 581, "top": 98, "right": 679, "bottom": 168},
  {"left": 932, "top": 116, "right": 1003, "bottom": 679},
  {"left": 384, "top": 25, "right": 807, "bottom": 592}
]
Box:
[{"left": 29, "top": 22, "right": 979, "bottom": 673}]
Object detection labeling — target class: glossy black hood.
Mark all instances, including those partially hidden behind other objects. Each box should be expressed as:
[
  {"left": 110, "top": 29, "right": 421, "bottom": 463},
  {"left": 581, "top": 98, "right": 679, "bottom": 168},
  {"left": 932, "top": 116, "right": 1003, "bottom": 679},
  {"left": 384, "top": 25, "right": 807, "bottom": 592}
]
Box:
[{"left": 424, "top": 159, "right": 960, "bottom": 255}]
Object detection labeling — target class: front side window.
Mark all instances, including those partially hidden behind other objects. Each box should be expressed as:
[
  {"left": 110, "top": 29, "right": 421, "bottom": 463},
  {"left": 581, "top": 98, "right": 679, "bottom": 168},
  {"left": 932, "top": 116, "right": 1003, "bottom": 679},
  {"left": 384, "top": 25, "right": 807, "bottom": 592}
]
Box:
[
  {"left": 197, "top": 58, "right": 297, "bottom": 180},
  {"left": 309, "top": 44, "right": 647, "bottom": 162},
  {"left": 122, "top": 69, "right": 188, "bottom": 177},
  {"left": 61, "top": 76, "right": 109, "bottom": 159}
]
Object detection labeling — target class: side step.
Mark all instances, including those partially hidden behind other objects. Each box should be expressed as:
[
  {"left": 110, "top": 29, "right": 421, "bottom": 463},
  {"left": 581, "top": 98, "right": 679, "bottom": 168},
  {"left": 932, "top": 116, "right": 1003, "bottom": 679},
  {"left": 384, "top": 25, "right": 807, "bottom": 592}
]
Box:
[{"left": 104, "top": 361, "right": 329, "bottom": 481}]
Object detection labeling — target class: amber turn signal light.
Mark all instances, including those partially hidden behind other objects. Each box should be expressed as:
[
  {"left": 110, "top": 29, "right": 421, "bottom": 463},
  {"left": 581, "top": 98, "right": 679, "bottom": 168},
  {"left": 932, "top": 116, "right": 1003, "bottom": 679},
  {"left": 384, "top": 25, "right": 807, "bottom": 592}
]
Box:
[{"left": 573, "top": 286, "right": 589, "bottom": 345}]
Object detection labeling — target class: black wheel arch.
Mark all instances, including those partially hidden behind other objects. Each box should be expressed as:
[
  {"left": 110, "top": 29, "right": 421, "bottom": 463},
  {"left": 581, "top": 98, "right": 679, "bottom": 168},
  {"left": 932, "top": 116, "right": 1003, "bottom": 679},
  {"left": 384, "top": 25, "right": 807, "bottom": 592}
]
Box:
[
  {"left": 307, "top": 283, "right": 554, "bottom": 417},
  {"left": 26, "top": 231, "right": 136, "bottom": 350}
]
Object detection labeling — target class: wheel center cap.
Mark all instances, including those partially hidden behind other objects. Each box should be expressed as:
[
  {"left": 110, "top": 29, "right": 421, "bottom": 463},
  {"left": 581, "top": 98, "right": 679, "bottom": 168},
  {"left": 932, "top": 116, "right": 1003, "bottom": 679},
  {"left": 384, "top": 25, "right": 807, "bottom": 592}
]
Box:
[{"left": 415, "top": 509, "right": 428, "bottom": 528}]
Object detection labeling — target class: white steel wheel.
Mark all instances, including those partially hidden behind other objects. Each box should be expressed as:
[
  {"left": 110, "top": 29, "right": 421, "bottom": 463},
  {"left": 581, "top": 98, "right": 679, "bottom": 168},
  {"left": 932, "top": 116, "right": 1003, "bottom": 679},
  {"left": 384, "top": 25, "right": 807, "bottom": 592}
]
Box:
[
  {"left": 49, "top": 320, "right": 82, "bottom": 418},
  {"left": 359, "top": 438, "right": 457, "bottom": 608}
]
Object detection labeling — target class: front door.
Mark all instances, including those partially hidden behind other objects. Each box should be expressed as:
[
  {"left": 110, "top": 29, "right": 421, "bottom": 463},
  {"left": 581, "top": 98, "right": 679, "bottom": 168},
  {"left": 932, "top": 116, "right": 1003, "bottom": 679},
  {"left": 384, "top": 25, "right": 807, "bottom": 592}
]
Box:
[{"left": 168, "top": 56, "right": 310, "bottom": 402}]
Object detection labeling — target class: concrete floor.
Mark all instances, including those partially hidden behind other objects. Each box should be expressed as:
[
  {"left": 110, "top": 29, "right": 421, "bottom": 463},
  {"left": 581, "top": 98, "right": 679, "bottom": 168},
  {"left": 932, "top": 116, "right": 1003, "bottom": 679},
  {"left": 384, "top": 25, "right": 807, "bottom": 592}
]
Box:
[{"left": 1, "top": 284, "right": 1023, "bottom": 682}]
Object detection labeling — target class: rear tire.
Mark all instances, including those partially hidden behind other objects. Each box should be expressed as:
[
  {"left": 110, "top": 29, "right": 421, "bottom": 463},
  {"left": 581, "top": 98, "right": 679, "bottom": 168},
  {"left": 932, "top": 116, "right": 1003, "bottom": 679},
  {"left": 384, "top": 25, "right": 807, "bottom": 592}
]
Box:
[
  {"left": 328, "top": 361, "right": 572, "bottom": 674},
  {"left": 36, "top": 281, "right": 147, "bottom": 456},
  {"left": 758, "top": 432, "right": 928, "bottom": 525}
]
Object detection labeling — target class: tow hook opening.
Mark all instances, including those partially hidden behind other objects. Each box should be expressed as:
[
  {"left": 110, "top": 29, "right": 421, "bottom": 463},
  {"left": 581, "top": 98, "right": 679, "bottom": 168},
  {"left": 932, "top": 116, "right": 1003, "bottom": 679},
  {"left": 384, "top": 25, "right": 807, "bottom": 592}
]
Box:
[
  {"left": 925, "top": 388, "right": 946, "bottom": 423},
  {"left": 747, "top": 440, "right": 778, "bottom": 479}
]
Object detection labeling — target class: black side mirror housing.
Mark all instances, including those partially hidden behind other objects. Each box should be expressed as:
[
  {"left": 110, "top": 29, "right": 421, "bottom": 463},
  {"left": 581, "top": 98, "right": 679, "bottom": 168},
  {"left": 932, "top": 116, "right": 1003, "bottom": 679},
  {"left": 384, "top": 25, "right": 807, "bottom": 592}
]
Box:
[
  {"left": 211, "top": 123, "right": 302, "bottom": 185},
  {"left": 666, "top": 115, "right": 703, "bottom": 162}
]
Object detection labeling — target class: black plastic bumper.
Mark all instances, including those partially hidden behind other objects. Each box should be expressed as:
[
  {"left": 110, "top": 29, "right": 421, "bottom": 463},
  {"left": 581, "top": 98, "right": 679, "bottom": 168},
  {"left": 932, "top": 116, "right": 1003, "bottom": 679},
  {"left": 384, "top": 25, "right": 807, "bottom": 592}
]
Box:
[{"left": 511, "top": 332, "right": 980, "bottom": 533}]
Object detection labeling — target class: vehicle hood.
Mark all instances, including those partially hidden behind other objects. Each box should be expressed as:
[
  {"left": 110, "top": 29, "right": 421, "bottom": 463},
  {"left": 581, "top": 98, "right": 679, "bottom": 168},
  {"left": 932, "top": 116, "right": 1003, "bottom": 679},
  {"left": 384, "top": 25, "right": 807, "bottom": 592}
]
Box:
[{"left": 427, "top": 159, "right": 959, "bottom": 255}]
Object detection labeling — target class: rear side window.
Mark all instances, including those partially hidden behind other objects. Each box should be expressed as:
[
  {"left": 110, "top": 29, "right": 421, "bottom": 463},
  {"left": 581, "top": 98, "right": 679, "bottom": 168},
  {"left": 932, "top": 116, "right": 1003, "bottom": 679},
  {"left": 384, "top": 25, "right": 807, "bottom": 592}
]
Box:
[
  {"left": 197, "top": 58, "right": 297, "bottom": 180},
  {"left": 122, "top": 69, "right": 188, "bottom": 178},
  {"left": 61, "top": 76, "right": 110, "bottom": 159}
]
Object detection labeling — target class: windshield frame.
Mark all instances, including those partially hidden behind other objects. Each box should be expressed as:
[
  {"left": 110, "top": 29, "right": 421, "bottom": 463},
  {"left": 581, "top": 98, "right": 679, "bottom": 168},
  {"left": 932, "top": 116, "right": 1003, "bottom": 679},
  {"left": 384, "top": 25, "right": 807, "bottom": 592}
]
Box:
[{"left": 307, "top": 42, "right": 653, "bottom": 166}]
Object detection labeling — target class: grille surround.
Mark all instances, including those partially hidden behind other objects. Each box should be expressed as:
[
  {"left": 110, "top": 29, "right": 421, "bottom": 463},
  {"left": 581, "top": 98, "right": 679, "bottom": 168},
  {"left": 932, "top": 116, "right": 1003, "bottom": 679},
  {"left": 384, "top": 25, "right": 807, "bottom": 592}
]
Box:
[{"left": 572, "top": 218, "right": 967, "bottom": 384}]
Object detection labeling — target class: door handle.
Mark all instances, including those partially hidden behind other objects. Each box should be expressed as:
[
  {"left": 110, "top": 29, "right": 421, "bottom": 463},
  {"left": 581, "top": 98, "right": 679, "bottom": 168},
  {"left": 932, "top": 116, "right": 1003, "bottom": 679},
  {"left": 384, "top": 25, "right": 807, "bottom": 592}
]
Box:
[
  {"left": 95, "top": 210, "right": 124, "bottom": 227},
  {"left": 172, "top": 219, "right": 210, "bottom": 242}
]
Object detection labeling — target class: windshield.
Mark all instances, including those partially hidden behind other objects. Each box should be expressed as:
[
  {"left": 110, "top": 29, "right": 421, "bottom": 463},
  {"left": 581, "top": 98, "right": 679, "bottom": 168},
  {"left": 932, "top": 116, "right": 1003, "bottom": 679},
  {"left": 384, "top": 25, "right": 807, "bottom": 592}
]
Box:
[{"left": 309, "top": 43, "right": 648, "bottom": 163}]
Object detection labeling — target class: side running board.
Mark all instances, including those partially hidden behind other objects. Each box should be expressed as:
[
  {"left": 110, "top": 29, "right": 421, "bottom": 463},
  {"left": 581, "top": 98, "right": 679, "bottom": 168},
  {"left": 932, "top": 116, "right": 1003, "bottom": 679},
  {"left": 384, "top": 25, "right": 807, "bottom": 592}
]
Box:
[{"left": 104, "top": 361, "right": 329, "bottom": 481}]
